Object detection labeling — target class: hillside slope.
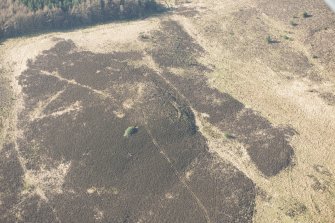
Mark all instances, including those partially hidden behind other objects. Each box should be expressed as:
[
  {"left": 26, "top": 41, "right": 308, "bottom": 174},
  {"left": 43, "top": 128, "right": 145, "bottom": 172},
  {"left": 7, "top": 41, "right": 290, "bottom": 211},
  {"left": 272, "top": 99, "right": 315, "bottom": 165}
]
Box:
[{"left": 0, "top": 0, "right": 334, "bottom": 222}]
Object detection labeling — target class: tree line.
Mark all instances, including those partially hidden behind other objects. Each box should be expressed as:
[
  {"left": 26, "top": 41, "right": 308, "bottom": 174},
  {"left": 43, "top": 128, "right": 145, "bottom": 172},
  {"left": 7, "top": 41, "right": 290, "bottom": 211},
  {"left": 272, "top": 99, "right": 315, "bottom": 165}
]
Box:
[
  {"left": 0, "top": 0, "right": 164, "bottom": 40},
  {"left": 19, "top": 0, "right": 81, "bottom": 11}
]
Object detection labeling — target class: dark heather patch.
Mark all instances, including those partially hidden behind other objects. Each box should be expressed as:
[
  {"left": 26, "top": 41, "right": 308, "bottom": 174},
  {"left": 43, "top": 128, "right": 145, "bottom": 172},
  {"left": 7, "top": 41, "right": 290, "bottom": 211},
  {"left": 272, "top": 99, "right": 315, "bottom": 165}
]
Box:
[
  {"left": 149, "top": 20, "right": 209, "bottom": 72},
  {"left": 187, "top": 153, "right": 256, "bottom": 223},
  {"left": 163, "top": 72, "right": 295, "bottom": 176},
  {"left": 0, "top": 68, "right": 12, "bottom": 110},
  {"left": 307, "top": 175, "right": 330, "bottom": 192},
  {"left": 150, "top": 184, "right": 209, "bottom": 223},
  {"left": 319, "top": 92, "right": 335, "bottom": 105},
  {"left": 0, "top": 144, "right": 24, "bottom": 223},
  {"left": 0, "top": 68, "right": 12, "bottom": 158},
  {"left": 285, "top": 202, "right": 308, "bottom": 218},
  {"left": 14, "top": 195, "right": 58, "bottom": 223},
  {"left": 146, "top": 20, "right": 296, "bottom": 177},
  {"left": 175, "top": 6, "right": 200, "bottom": 17},
  {"left": 9, "top": 39, "right": 256, "bottom": 222}
]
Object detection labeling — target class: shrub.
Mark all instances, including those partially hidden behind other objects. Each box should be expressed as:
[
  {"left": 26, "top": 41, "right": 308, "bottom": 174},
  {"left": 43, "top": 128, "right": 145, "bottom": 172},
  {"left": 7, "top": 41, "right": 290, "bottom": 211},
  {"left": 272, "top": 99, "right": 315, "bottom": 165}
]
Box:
[
  {"left": 267, "top": 35, "right": 278, "bottom": 44},
  {"left": 290, "top": 20, "right": 298, "bottom": 26},
  {"left": 303, "top": 11, "right": 312, "bottom": 18},
  {"left": 224, "top": 132, "right": 235, "bottom": 139},
  {"left": 283, "top": 35, "right": 293, "bottom": 41},
  {"left": 124, "top": 126, "right": 138, "bottom": 137}
]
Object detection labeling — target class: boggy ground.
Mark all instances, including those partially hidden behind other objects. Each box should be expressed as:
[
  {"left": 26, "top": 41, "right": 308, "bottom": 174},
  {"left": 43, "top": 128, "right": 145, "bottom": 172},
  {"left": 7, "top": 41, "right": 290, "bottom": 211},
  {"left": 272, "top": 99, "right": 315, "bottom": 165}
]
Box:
[{"left": 0, "top": 0, "right": 335, "bottom": 222}]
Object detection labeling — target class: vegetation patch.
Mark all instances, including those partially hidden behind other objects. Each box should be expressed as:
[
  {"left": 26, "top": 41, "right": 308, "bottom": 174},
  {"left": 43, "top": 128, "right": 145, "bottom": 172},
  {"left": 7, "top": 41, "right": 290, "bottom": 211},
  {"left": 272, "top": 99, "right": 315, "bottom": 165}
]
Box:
[
  {"left": 282, "top": 35, "right": 293, "bottom": 41},
  {"left": 290, "top": 20, "right": 298, "bottom": 27},
  {"left": 20, "top": 0, "right": 81, "bottom": 11},
  {"left": 319, "top": 92, "right": 335, "bottom": 105},
  {"left": 124, "top": 126, "right": 138, "bottom": 137},
  {"left": 266, "top": 35, "right": 279, "bottom": 44},
  {"left": 224, "top": 132, "right": 235, "bottom": 139},
  {"left": 285, "top": 202, "right": 308, "bottom": 218},
  {"left": 303, "top": 11, "right": 312, "bottom": 18},
  {"left": 0, "top": 0, "right": 166, "bottom": 40},
  {"left": 148, "top": 20, "right": 208, "bottom": 70}
]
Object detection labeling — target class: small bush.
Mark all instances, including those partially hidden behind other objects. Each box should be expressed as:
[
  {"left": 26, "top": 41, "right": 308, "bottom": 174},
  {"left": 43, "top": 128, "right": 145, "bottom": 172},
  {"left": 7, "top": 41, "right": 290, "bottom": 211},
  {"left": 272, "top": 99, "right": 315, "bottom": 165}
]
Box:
[
  {"left": 290, "top": 20, "right": 298, "bottom": 26},
  {"left": 267, "top": 36, "right": 278, "bottom": 44},
  {"left": 283, "top": 35, "right": 293, "bottom": 41},
  {"left": 303, "top": 11, "right": 312, "bottom": 18},
  {"left": 224, "top": 132, "right": 235, "bottom": 139},
  {"left": 124, "top": 126, "right": 138, "bottom": 137}
]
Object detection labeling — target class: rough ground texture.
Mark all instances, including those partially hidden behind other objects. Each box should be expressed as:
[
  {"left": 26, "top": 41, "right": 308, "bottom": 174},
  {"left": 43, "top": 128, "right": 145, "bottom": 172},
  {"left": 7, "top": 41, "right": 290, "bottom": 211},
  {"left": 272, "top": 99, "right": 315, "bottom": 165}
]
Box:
[{"left": 0, "top": 0, "right": 335, "bottom": 222}]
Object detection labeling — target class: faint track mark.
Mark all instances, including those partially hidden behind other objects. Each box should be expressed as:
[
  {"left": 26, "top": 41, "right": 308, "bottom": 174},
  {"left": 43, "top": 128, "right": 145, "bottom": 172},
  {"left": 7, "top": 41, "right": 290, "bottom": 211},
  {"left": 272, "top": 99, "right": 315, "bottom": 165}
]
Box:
[
  {"left": 30, "top": 89, "right": 65, "bottom": 121},
  {"left": 143, "top": 122, "right": 212, "bottom": 223},
  {"left": 40, "top": 70, "right": 111, "bottom": 99}
]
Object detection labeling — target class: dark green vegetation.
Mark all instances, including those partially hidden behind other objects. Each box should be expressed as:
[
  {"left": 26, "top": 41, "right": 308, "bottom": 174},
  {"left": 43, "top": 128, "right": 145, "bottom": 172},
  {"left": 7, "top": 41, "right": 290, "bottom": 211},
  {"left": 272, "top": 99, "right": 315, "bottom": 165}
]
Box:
[
  {"left": 303, "top": 11, "right": 312, "bottom": 18},
  {"left": 224, "top": 132, "right": 235, "bottom": 139},
  {"left": 124, "top": 126, "right": 138, "bottom": 137},
  {"left": 266, "top": 35, "right": 278, "bottom": 44},
  {"left": 0, "top": 0, "right": 164, "bottom": 40},
  {"left": 20, "top": 0, "right": 81, "bottom": 11},
  {"left": 283, "top": 35, "right": 293, "bottom": 41}
]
